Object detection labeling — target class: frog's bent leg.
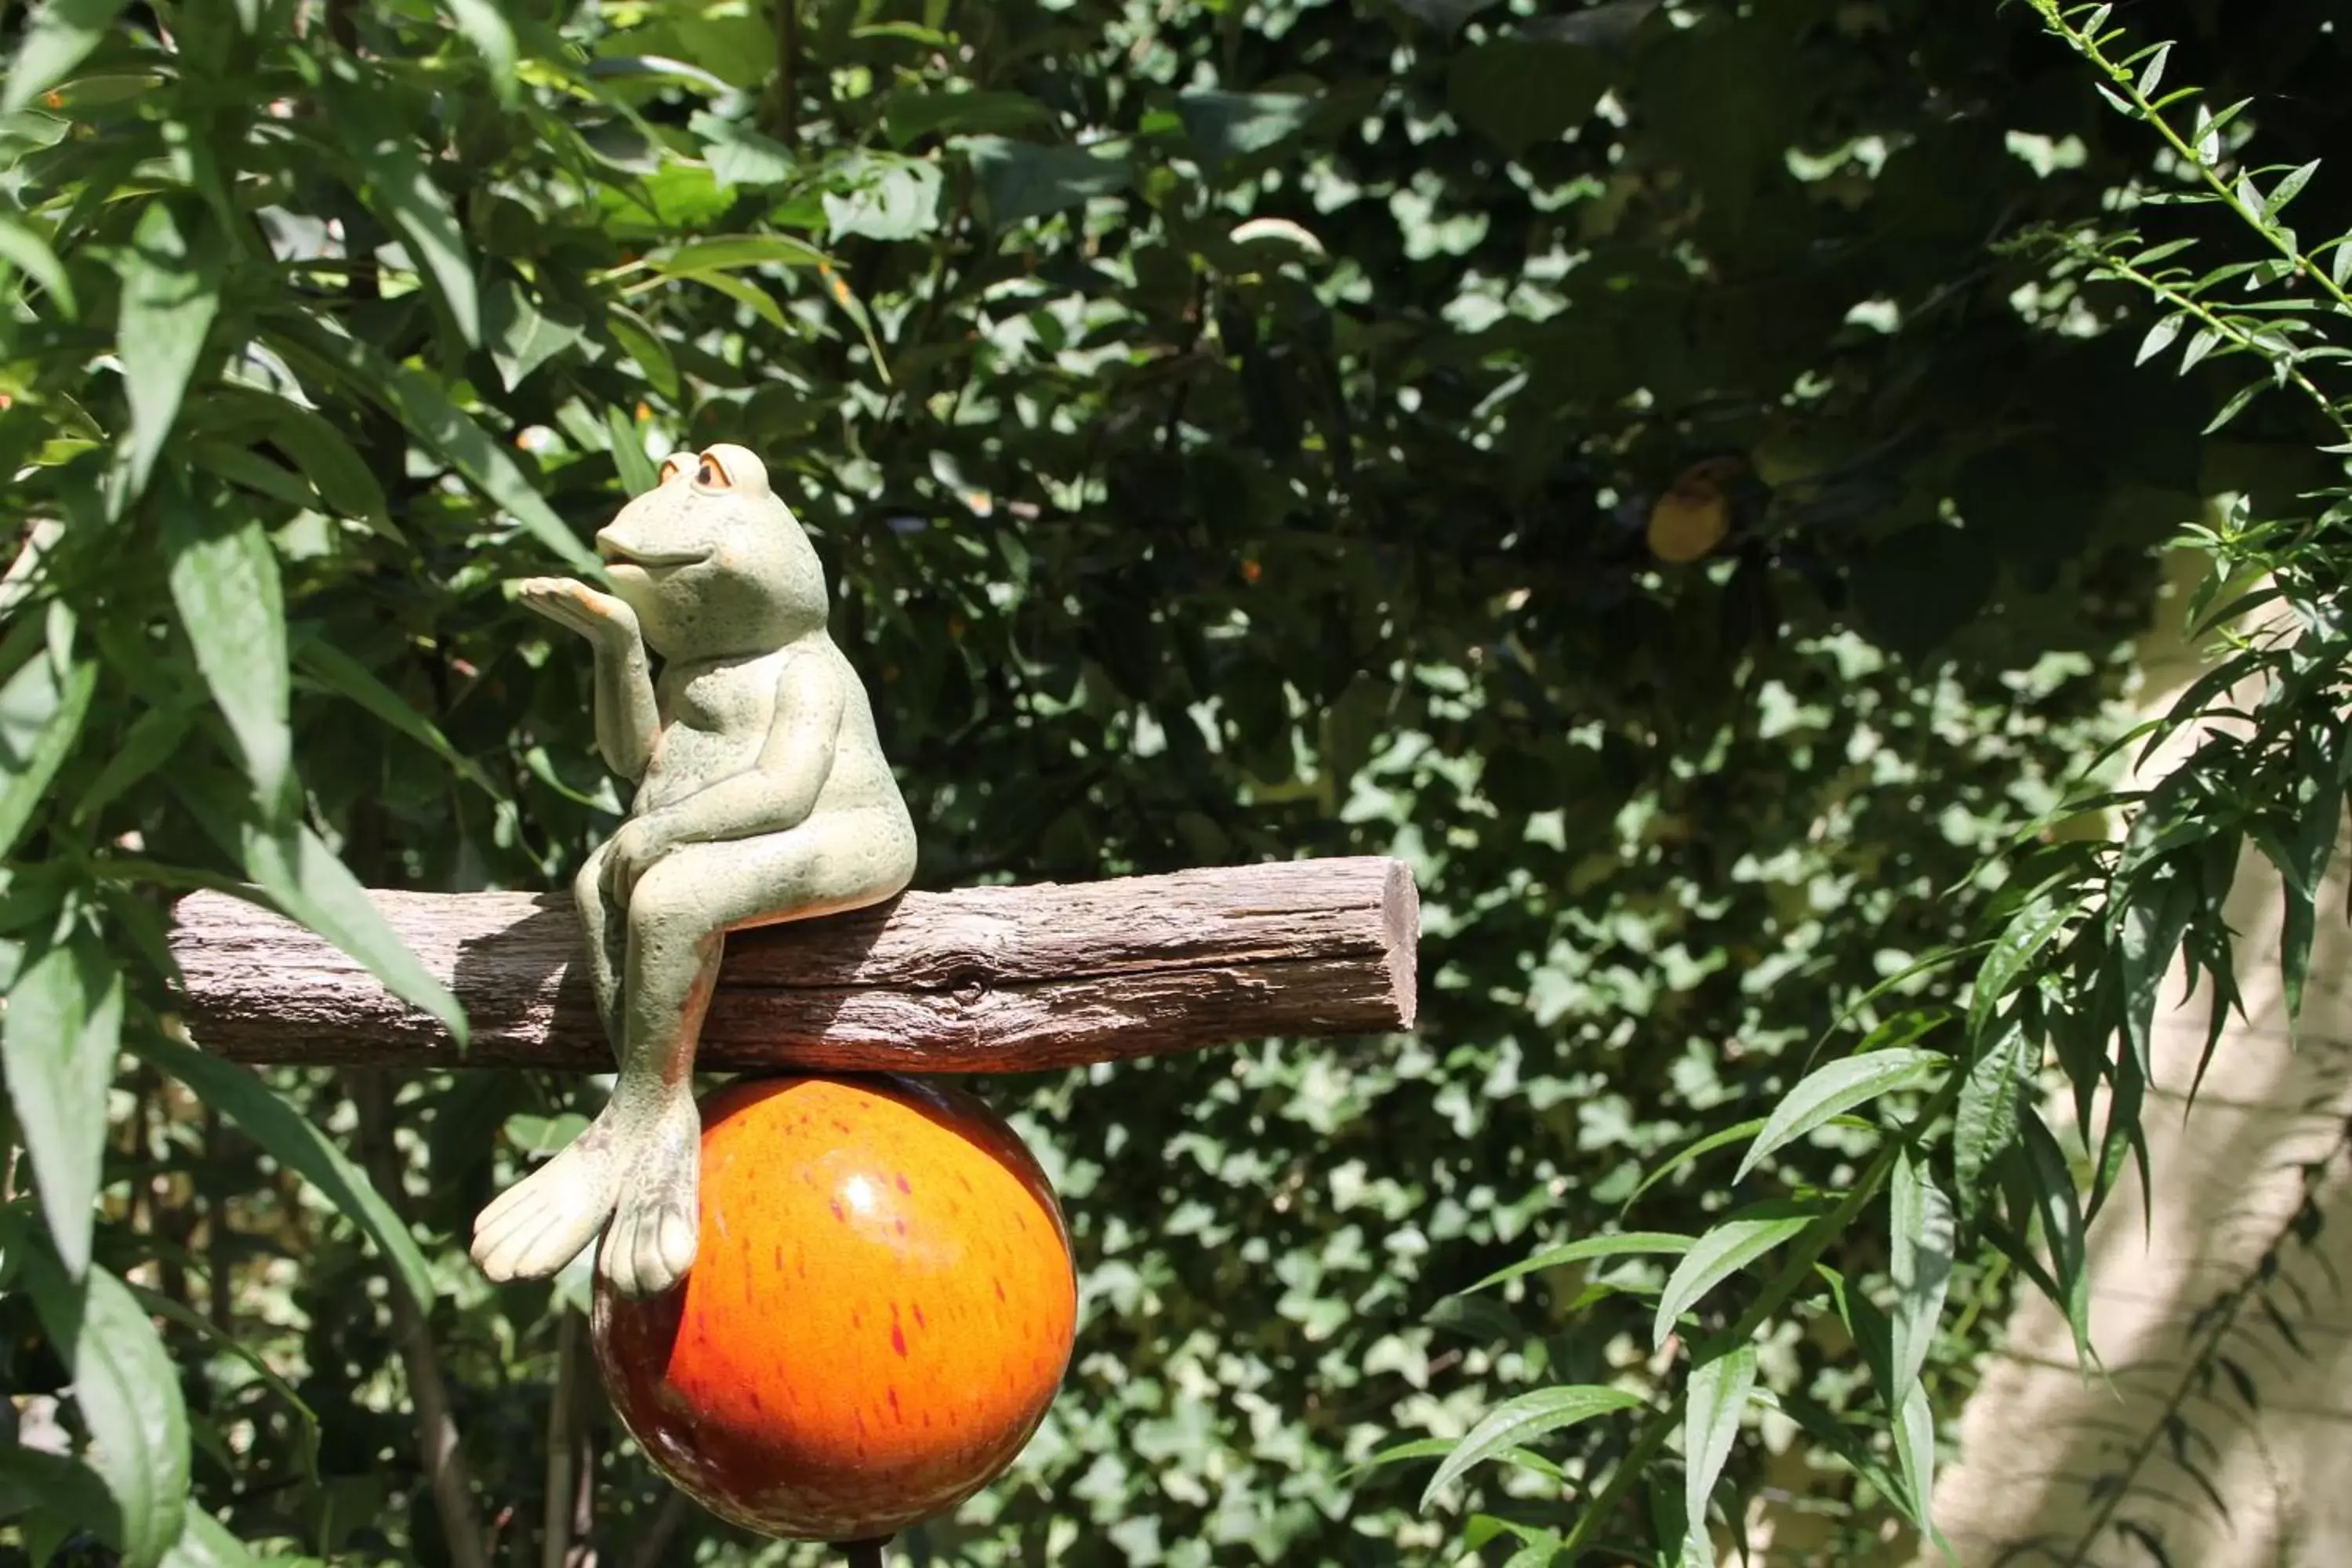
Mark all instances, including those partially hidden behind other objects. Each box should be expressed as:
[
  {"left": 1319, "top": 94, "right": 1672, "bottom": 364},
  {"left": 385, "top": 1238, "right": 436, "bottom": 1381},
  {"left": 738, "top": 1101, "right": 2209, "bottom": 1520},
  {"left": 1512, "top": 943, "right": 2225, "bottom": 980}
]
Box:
[
  {"left": 472, "top": 810, "right": 916, "bottom": 1296},
  {"left": 570, "top": 840, "right": 626, "bottom": 1052}
]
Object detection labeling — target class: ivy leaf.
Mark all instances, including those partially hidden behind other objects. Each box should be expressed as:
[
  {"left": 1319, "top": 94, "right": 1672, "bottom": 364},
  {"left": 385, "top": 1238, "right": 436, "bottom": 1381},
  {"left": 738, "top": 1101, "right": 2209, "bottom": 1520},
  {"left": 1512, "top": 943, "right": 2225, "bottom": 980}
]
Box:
[
  {"left": 1446, "top": 41, "right": 1607, "bottom": 159},
  {"left": 821, "top": 152, "right": 943, "bottom": 242},
  {"left": 16, "top": 1235, "right": 192, "bottom": 1567},
  {"left": 162, "top": 489, "right": 291, "bottom": 810},
  {"left": 134, "top": 1031, "right": 437, "bottom": 1307},
  {"left": 1417, "top": 1385, "right": 1647, "bottom": 1510},
  {"left": 0, "top": 0, "right": 132, "bottom": 114},
  {"left": 1886, "top": 1149, "right": 1955, "bottom": 1405},
  {"left": 884, "top": 88, "right": 1052, "bottom": 147},
  {"left": 1459, "top": 1231, "right": 1693, "bottom": 1294},
  {"left": 266, "top": 317, "right": 601, "bottom": 574},
  {"left": 1733, "top": 1050, "right": 1944, "bottom": 1181},
  {"left": 322, "top": 56, "right": 480, "bottom": 343},
  {"left": 1653, "top": 1203, "right": 1820, "bottom": 1346},
  {"left": 1174, "top": 90, "right": 1316, "bottom": 173},
  {"left": 1681, "top": 1341, "right": 1756, "bottom": 1563},
  {"left": 688, "top": 111, "right": 795, "bottom": 187},
  {"left": 2, "top": 932, "right": 123, "bottom": 1278},
  {"left": 960, "top": 136, "right": 1132, "bottom": 228},
  {"left": 114, "top": 201, "right": 225, "bottom": 504}
]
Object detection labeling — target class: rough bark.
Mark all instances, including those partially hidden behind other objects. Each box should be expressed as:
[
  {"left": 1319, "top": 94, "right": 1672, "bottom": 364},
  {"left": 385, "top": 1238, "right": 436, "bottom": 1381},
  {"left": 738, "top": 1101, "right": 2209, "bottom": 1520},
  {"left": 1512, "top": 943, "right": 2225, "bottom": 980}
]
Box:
[{"left": 167, "top": 857, "right": 1418, "bottom": 1073}]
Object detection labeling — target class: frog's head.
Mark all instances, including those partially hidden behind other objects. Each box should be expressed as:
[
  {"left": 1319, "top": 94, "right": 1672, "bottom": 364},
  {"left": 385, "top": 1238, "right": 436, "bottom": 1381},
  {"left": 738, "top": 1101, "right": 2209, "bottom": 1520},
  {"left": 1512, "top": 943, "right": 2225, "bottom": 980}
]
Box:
[{"left": 595, "top": 444, "right": 828, "bottom": 659}]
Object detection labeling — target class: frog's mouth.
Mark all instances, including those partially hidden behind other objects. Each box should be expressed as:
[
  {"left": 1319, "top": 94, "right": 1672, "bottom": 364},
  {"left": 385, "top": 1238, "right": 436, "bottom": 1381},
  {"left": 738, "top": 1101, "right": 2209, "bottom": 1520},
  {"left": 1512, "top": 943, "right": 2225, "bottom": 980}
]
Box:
[{"left": 597, "top": 538, "right": 710, "bottom": 572}]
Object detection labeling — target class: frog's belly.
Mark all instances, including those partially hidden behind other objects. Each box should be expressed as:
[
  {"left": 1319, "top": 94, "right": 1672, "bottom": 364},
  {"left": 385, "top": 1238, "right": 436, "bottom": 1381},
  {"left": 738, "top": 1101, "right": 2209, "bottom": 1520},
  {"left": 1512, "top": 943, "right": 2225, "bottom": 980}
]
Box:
[{"left": 635, "top": 727, "right": 765, "bottom": 811}]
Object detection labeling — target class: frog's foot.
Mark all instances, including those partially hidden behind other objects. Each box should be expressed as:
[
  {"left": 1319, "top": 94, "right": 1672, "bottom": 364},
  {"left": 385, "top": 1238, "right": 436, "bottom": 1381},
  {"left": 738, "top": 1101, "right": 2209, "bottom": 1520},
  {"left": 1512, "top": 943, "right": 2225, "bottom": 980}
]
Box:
[
  {"left": 470, "top": 1121, "right": 625, "bottom": 1285},
  {"left": 598, "top": 1090, "right": 702, "bottom": 1298}
]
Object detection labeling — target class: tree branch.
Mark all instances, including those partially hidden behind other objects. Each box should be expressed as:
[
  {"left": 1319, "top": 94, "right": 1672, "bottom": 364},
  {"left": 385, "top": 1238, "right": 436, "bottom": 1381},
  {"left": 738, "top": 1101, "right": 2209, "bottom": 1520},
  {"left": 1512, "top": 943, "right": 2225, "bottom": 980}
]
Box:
[{"left": 166, "top": 858, "right": 1418, "bottom": 1073}]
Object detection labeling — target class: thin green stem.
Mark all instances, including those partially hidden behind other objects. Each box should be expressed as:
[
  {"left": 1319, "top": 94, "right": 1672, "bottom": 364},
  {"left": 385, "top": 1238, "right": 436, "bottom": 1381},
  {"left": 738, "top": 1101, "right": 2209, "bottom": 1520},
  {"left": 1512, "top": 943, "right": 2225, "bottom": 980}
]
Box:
[
  {"left": 2030, "top": 1, "right": 2352, "bottom": 319},
  {"left": 1560, "top": 1074, "right": 1965, "bottom": 1559}
]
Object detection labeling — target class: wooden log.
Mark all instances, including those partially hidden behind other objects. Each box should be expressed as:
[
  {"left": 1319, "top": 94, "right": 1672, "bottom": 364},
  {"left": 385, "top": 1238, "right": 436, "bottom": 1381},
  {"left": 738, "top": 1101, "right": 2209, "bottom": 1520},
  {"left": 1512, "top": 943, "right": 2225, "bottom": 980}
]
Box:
[{"left": 166, "top": 857, "right": 1418, "bottom": 1073}]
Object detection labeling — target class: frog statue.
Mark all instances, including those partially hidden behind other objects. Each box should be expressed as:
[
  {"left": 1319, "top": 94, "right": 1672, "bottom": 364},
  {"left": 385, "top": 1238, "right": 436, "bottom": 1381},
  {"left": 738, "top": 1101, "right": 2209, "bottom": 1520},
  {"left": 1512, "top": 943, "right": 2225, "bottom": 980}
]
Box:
[{"left": 470, "top": 443, "right": 919, "bottom": 1298}]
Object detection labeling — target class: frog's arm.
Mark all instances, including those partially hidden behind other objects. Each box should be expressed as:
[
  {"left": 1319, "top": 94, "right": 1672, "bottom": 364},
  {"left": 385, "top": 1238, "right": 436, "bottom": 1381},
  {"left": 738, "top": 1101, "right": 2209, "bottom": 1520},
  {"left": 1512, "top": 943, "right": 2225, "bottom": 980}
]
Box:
[
  {"left": 632, "top": 652, "right": 844, "bottom": 847},
  {"left": 593, "top": 633, "right": 660, "bottom": 782}
]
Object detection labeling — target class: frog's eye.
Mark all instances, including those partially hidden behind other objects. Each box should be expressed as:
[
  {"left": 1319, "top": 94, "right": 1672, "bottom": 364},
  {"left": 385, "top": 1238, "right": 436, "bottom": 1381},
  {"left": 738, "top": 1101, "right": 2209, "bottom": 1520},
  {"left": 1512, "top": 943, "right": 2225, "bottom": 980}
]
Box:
[
  {"left": 658, "top": 452, "right": 695, "bottom": 485},
  {"left": 693, "top": 449, "right": 739, "bottom": 492}
]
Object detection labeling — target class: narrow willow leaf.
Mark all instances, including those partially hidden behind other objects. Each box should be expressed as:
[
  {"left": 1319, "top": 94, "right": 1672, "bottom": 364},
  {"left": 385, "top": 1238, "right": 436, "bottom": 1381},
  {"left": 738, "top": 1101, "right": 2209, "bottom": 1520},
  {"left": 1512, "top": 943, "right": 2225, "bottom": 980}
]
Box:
[
  {"left": 1953, "top": 1019, "right": 2031, "bottom": 1209},
  {"left": 221, "top": 390, "right": 395, "bottom": 537},
  {"left": 323, "top": 59, "right": 480, "bottom": 343},
  {"left": 134, "top": 1031, "right": 437, "bottom": 1306},
  {"left": 2134, "top": 313, "right": 2183, "bottom": 366},
  {"left": 0, "top": 0, "right": 132, "bottom": 114},
  {"left": 1887, "top": 1150, "right": 1955, "bottom": 1403},
  {"left": 679, "top": 267, "right": 789, "bottom": 331},
  {"left": 1682, "top": 1342, "right": 1756, "bottom": 1563},
  {"left": 0, "top": 210, "right": 76, "bottom": 316},
  {"left": 1417, "top": 1385, "right": 1646, "bottom": 1510},
  {"left": 438, "top": 0, "right": 518, "bottom": 94},
  {"left": 71, "top": 703, "right": 193, "bottom": 826},
  {"left": 2, "top": 934, "right": 122, "bottom": 1277},
  {"left": 17, "top": 1241, "right": 192, "bottom": 1567},
  {"left": 1631, "top": 1113, "right": 1908, "bottom": 1204},
  {"left": 0, "top": 633, "right": 98, "bottom": 858},
  {"left": 483, "top": 277, "right": 584, "bottom": 391},
  {"left": 653, "top": 233, "right": 832, "bottom": 274},
  {"left": 1776, "top": 1391, "right": 1907, "bottom": 1516},
  {"left": 2334, "top": 239, "right": 2352, "bottom": 290},
  {"left": 1342, "top": 1436, "right": 1562, "bottom": 1483},
  {"left": 1966, "top": 894, "right": 2067, "bottom": 1044},
  {"left": 2178, "top": 327, "right": 2223, "bottom": 373},
  {"left": 2019, "top": 1109, "right": 2093, "bottom": 1363},
  {"left": 1891, "top": 1382, "right": 1936, "bottom": 1527},
  {"left": 2132, "top": 40, "right": 2170, "bottom": 96},
  {"left": 1653, "top": 1205, "right": 1819, "bottom": 1346},
  {"left": 2270, "top": 718, "right": 2345, "bottom": 1025},
  {"left": 1734, "top": 1050, "right": 1943, "bottom": 1181},
  {"left": 161, "top": 1504, "right": 270, "bottom": 1567},
  {"left": 162, "top": 493, "right": 290, "bottom": 808},
  {"left": 604, "top": 403, "right": 662, "bottom": 495},
  {"left": 114, "top": 202, "right": 224, "bottom": 502},
  {"left": 173, "top": 771, "right": 469, "bottom": 1046},
  {"left": 266, "top": 318, "right": 600, "bottom": 574},
  {"left": 130, "top": 1283, "right": 318, "bottom": 1484},
  {"left": 292, "top": 635, "right": 500, "bottom": 797},
  {"left": 2119, "top": 873, "right": 2194, "bottom": 1073},
  {"left": 2202, "top": 379, "right": 2265, "bottom": 434},
  {"left": 1460, "top": 1232, "right": 1693, "bottom": 1294},
  {"left": 2263, "top": 158, "right": 2320, "bottom": 219},
  {"left": 604, "top": 305, "right": 679, "bottom": 400}
]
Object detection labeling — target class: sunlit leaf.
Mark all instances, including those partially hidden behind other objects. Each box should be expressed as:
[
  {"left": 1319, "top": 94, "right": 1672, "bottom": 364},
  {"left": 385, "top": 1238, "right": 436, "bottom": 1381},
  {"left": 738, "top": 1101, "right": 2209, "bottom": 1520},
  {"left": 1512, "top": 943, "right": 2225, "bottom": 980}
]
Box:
[
  {"left": 162, "top": 488, "right": 290, "bottom": 810},
  {"left": 1887, "top": 1149, "right": 1955, "bottom": 1405},
  {"left": 113, "top": 201, "right": 224, "bottom": 503},
  {"left": 2, "top": 931, "right": 122, "bottom": 1277},
  {"left": 1418, "top": 1385, "right": 1647, "bottom": 1510},
  {"left": 1681, "top": 1341, "right": 1756, "bottom": 1563},
  {"left": 323, "top": 57, "right": 481, "bottom": 343},
  {"left": 1734, "top": 1050, "right": 1943, "bottom": 1181},
  {"left": 16, "top": 1236, "right": 191, "bottom": 1567},
  {"left": 1461, "top": 1231, "right": 1693, "bottom": 1295},
  {"left": 1653, "top": 1205, "right": 1820, "bottom": 1346}
]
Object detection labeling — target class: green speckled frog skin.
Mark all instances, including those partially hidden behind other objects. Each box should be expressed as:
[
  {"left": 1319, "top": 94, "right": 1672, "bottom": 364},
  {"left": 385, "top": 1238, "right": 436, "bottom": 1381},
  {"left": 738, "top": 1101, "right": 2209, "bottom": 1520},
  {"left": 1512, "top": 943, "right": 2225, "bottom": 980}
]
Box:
[{"left": 470, "top": 443, "right": 917, "bottom": 1298}]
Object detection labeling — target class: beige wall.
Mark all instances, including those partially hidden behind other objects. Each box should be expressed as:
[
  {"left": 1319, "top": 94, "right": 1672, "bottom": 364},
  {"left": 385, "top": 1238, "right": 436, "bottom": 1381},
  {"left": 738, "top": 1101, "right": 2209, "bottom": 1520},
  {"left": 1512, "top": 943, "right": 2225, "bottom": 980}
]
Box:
[{"left": 1927, "top": 552, "right": 2352, "bottom": 1567}]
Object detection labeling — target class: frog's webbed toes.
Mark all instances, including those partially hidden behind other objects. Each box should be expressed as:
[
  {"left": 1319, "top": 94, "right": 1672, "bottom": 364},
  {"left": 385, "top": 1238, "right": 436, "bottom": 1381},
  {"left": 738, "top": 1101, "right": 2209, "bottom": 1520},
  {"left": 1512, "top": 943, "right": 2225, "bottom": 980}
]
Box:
[
  {"left": 601, "top": 1106, "right": 701, "bottom": 1298},
  {"left": 470, "top": 1142, "right": 622, "bottom": 1284}
]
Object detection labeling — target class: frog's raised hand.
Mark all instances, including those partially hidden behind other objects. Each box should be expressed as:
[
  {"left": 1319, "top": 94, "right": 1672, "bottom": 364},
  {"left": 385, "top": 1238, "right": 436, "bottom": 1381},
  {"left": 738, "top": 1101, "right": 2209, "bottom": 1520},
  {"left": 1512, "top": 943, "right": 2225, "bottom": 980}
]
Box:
[{"left": 470, "top": 442, "right": 919, "bottom": 1298}]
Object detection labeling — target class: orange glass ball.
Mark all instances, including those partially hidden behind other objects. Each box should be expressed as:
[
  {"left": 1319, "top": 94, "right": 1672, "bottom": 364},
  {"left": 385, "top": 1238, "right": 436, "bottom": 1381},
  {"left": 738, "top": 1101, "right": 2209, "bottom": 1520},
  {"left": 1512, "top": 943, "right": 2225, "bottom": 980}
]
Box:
[{"left": 590, "top": 1073, "right": 1078, "bottom": 1542}]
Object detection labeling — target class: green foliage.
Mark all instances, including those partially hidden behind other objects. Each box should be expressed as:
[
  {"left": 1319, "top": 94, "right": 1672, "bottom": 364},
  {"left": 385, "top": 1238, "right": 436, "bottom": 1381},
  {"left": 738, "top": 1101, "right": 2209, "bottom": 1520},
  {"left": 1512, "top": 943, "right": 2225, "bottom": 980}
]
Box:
[{"left": 2, "top": 0, "right": 2339, "bottom": 1564}]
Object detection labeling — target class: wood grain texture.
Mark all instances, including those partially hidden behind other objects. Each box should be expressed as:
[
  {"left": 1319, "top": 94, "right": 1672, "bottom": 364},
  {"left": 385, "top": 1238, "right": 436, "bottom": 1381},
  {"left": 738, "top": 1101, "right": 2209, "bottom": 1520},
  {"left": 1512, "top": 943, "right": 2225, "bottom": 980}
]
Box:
[{"left": 166, "top": 857, "right": 1418, "bottom": 1073}]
